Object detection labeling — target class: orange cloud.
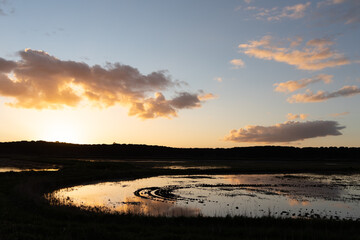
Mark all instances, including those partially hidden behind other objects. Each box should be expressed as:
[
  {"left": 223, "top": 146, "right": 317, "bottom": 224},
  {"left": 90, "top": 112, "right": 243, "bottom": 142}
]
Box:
[
  {"left": 0, "top": 49, "right": 213, "bottom": 119},
  {"left": 245, "top": 2, "right": 311, "bottom": 21},
  {"left": 289, "top": 36, "right": 303, "bottom": 47},
  {"left": 287, "top": 113, "right": 309, "bottom": 120},
  {"left": 330, "top": 111, "right": 350, "bottom": 117},
  {"left": 274, "top": 74, "right": 333, "bottom": 93},
  {"left": 239, "top": 36, "right": 350, "bottom": 70},
  {"left": 214, "top": 77, "right": 223, "bottom": 83},
  {"left": 229, "top": 59, "right": 245, "bottom": 69},
  {"left": 198, "top": 92, "right": 217, "bottom": 101},
  {"left": 267, "top": 2, "right": 311, "bottom": 21},
  {"left": 224, "top": 120, "right": 344, "bottom": 143},
  {"left": 306, "top": 38, "right": 334, "bottom": 47},
  {"left": 288, "top": 85, "right": 360, "bottom": 103}
]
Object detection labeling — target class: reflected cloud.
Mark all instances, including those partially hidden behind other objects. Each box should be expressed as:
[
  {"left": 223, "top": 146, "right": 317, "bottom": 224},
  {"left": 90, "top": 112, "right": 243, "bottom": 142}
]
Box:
[
  {"left": 118, "top": 197, "right": 200, "bottom": 217},
  {"left": 288, "top": 199, "right": 310, "bottom": 206},
  {"left": 223, "top": 174, "right": 343, "bottom": 201}
]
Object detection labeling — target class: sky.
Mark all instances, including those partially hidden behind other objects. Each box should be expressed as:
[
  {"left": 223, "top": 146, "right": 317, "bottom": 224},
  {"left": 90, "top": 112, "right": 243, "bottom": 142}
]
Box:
[{"left": 0, "top": 0, "right": 359, "bottom": 148}]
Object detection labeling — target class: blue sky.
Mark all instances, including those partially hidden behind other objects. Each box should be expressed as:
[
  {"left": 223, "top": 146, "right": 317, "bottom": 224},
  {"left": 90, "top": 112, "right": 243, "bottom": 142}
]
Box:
[{"left": 0, "top": 0, "right": 359, "bottom": 147}]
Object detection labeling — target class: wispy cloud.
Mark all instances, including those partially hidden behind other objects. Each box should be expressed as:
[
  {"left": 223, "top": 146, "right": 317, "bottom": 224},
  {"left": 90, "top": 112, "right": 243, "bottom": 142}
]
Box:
[
  {"left": 0, "top": 0, "right": 14, "bottom": 16},
  {"left": 318, "top": 0, "right": 347, "bottom": 7},
  {"left": 306, "top": 38, "right": 334, "bottom": 47},
  {"left": 267, "top": 2, "right": 311, "bottom": 21},
  {"left": 214, "top": 77, "right": 223, "bottom": 83},
  {"left": 224, "top": 120, "right": 344, "bottom": 143},
  {"left": 244, "top": 2, "right": 311, "bottom": 21},
  {"left": 287, "top": 113, "right": 309, "bottom": 120},
  {"left": 317, "top": 0, "right": 360, "bottom": 25},
  {"left": 288, "top": 85, "right": 360, "bottom": 103},
  {"left": 229, "top": 59, "right": 245, "bottom": 69},
  {"left": 274, "top": 74, "right": 333, "bottom": 93},
  {"left": 0, "top": 49, "right": 213, "bottom": 119},
  {"left": 239, "top": 36, "right": 350, "bottom": 70},
  {"left": 289, "top": 36, "right": 303, "bottom": 47},
  {"left": 330, "top": 111, "right": 349, "bottom": 117}
]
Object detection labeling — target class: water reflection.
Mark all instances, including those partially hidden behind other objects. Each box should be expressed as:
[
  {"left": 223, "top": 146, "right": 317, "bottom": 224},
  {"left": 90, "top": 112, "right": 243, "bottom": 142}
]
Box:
[
  {"left": 51, "top": 174, "right": 360, "bottom": 219},
  {"left": 153, "top": 166, "right": 230, "bottom": 170},
  {"left": 0, "top": 167, "right": 58, "bottom": 173},
  {"left": 117, "top": 197, "right": 201, "bottom": 217}
]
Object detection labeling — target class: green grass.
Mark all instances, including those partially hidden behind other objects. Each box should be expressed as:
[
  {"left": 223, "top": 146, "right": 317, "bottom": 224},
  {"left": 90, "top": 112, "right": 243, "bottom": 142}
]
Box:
[{"left": 1, "top": 156, "right": 360, "bottom": 240}]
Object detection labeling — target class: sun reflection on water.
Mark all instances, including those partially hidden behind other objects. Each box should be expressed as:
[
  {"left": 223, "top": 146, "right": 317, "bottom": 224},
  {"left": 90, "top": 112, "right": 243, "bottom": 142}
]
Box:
[{"left": 50, "top": 174, "right": 360, "bottom": 219}]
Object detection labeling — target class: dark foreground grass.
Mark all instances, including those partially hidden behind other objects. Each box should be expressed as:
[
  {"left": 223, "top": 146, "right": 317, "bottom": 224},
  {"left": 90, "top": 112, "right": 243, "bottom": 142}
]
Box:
[{"left": 0, "top": 156, "right": 360, "bottom": 240}]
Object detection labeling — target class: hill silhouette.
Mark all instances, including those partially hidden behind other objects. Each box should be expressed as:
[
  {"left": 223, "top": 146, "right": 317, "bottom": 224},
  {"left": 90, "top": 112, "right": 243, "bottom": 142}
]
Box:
[{"left": 0, "top": 141, "right": 359, "bottom": 161}]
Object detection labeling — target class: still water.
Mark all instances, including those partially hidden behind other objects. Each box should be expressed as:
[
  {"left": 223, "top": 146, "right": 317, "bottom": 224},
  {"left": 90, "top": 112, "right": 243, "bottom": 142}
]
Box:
[
  {"left": 0, "top": 167, "right": 58, "bottom": 173},
  {"left": 51, "top": 174, "right": 360, "bottom": 219}
]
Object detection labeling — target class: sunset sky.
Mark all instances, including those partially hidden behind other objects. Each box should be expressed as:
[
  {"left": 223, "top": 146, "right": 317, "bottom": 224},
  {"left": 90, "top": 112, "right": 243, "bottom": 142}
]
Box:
[{"left": 0, "top": 0, "right": 359, "bottom": 147}]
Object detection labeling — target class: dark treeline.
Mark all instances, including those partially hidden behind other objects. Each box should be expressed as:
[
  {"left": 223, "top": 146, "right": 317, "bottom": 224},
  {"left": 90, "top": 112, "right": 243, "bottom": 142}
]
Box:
[{"left": 0, "top": 141, "right": 359, "bottom": 161}]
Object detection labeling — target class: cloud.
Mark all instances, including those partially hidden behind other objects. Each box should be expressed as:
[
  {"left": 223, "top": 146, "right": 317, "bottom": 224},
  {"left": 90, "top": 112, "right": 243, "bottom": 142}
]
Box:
[
  {"left": 224, "top": 120, "right": 344, "bottom": 143},
  {"left": 0, "top": 58, "right": 16, "bottom": 72},
  {"left": 317, "top": 0, "right": 360, "bottom": 25},
  {"left": 0, "top": 0, "right": 14, "bottom": 16},
  {"left": 330, "top": 111, "right": 349, "bottom": 117},
  {"left": 245, "top": 2, "right": 311, "bottom": 21},
  {"left": 306, "top": 38, "right": 334, "bottom": 47},
  {"left": 198, "top": 92, "right": 217, "bottom": 101},
  {"left": 170, "top": 92, "right": 201, "bottom": 109},
  {"left": 318, "top": 0, "right": 346, "bottom": 7},
  {"left": 288, "top": 85, "right": 360, "bottom": 103},
  {"left": 239, "top": 36, "right": 350, "bottom": 70},
  {"left": 244, "top": 0, "right": 252, "bottom": 4},
  {"left": 267, "top": 2, "right": 311, "bottom": 21},
  {"left": 128, "top": 92, "right": 177, "bottom": 119},
  {"left": 0, "top": 49, "right": 213, "bottom": 119},
  {"left": 229, "top": 59, "right": 245, "bottom": 69},
  {"left": 287, "top": 113, "right": 309, "bottom": 120},
  {"left": 274, "top": 74, "right": 333, "bottom": 93},
  {"left": 214, "top": 77, "right": 223, "bottom": 83},
  {"left": 289, "top": 36, "right": 303, "bottom": 47}
]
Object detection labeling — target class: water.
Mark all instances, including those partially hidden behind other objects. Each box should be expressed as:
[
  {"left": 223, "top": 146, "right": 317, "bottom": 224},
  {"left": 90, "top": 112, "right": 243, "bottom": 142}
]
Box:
[
  {"left": 0, "top": 167, "right": 58, "bottom": 173},
  {"left": 51, "top": 174, "right": 360, "bottom": 219},
  {"left": 153, "top": 165, "right": 230, "bottom": 170}
]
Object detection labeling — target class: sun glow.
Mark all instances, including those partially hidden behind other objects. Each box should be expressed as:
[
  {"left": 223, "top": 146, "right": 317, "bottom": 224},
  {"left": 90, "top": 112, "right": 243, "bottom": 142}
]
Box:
[{"left": 40, "top": 120, "right": 83, "bottom": 144}]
